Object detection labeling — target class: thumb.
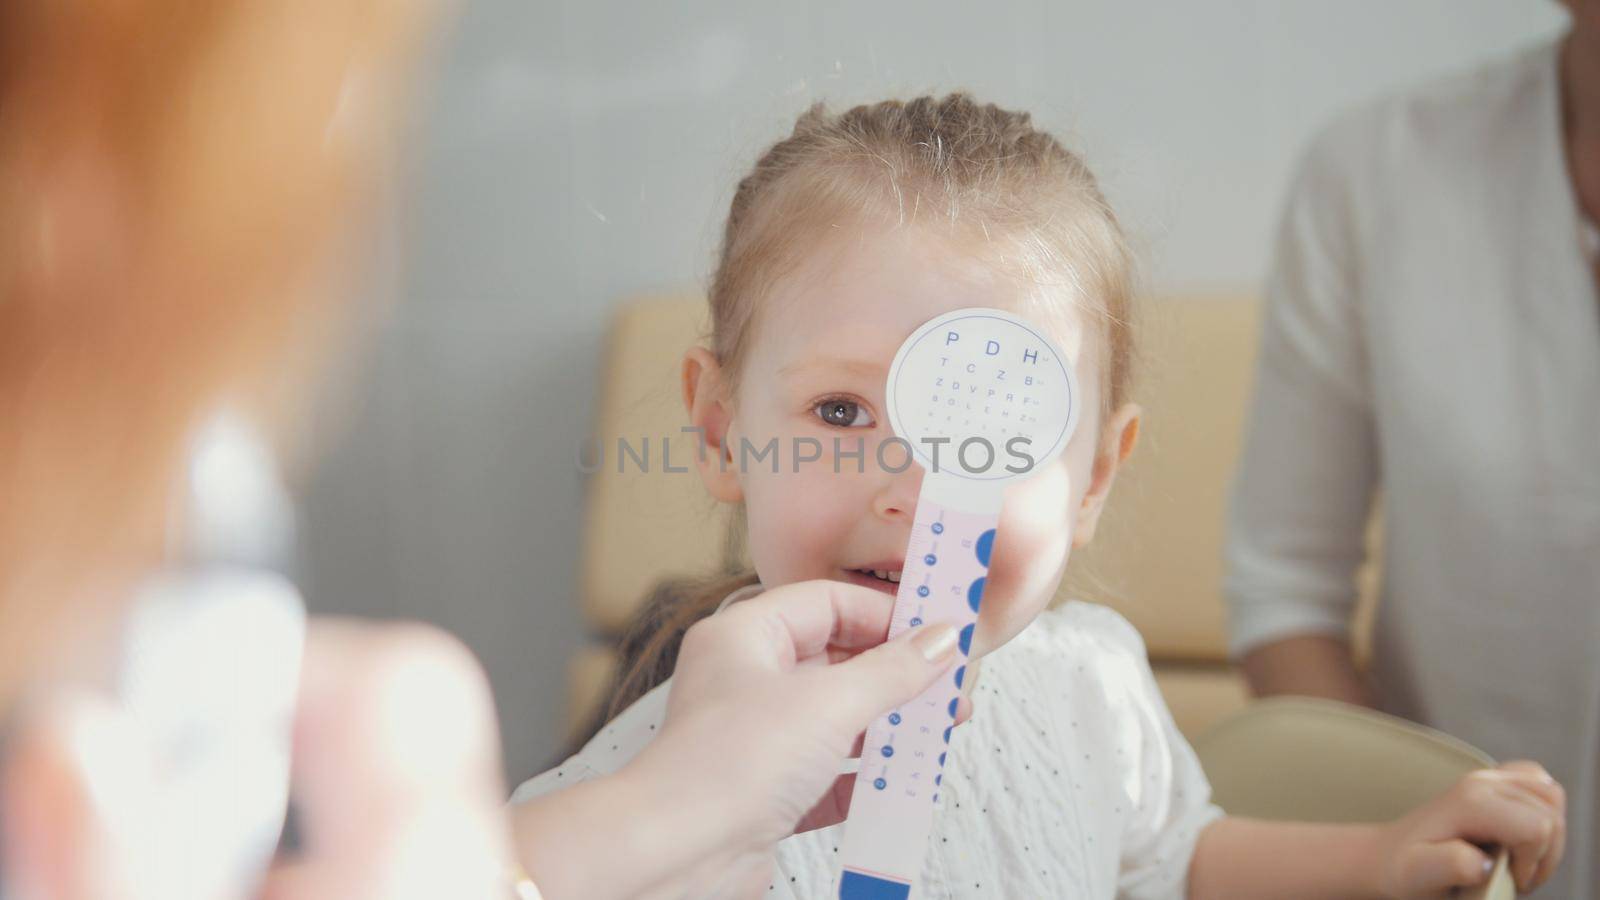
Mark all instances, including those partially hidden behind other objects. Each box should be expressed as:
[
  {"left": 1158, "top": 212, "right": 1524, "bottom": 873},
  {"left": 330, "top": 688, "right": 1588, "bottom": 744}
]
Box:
[
  {"left": 818, "top": 623, "right": 963, "bottom": 732},
  {"left": 1394, "top": 839, "right": 1494, "bottom": 897}
]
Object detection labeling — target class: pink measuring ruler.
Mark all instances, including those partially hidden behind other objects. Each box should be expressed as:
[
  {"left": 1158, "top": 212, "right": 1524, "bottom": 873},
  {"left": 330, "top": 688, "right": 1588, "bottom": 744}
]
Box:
[{"left": 836, "top": 308, "right": 1078, "bottom": 899}]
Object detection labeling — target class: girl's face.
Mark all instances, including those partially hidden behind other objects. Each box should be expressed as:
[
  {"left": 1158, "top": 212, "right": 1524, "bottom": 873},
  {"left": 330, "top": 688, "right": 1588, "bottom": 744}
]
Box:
[{"left": 686, "top": 225, "right": 1135, "bottom": 659}]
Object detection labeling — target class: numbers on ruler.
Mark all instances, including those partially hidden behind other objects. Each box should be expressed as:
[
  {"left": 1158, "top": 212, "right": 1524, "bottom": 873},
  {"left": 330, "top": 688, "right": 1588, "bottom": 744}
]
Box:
[{"left": 863, "top": 519, "right": 995, "bottom": 797}]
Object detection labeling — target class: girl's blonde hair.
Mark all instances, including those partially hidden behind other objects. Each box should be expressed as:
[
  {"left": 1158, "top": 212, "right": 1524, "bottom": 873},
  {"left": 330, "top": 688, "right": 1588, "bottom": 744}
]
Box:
[{"left": 582, "top": 92, "right": 1137, "bottom": 747}]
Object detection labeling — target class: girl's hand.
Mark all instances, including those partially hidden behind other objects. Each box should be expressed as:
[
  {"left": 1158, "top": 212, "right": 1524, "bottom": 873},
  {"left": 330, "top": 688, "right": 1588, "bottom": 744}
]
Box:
[{"left": 1375, "top": 760, "right": 1566, "bottom": 898}]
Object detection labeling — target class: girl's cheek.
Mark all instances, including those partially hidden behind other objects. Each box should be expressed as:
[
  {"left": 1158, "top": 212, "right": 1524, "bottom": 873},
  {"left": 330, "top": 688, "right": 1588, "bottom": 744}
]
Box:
[
  {"left": 741, "top": 463, "right": 861, "bottom": 583},
  {"left": 744, "top": 475, "right": 816, "bottom": 580}
]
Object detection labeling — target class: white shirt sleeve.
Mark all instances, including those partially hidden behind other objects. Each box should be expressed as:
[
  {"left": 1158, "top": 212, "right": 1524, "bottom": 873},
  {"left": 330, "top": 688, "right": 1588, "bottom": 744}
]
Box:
[
  {"left": 1224, "top": 124, "right": 1381, "bottom": 658},
  {"left": 1085, "top": 608, "right": 1224, "bottom": 900}
]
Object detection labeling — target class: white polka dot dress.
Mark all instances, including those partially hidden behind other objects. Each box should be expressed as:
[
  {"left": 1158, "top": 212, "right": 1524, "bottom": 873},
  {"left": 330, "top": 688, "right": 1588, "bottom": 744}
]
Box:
[{"left": 512, "top": 599, "right": 1223, "bottom": 899}]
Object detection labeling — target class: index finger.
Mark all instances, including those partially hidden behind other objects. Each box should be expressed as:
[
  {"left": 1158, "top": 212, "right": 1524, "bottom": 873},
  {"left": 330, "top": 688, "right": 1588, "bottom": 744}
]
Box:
[{"left": 713, "top": 579, "right": 896, "bottom": 667}]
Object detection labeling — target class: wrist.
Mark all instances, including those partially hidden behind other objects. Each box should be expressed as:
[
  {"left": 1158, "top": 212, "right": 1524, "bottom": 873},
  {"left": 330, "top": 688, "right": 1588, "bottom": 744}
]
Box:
[
  {"left": 604, "top": 735, "right": 756, "bottom": 897},
  {"left": 1357, "top": 822, "right": 1398, "bottom": 900},
  {"left": 511, "top": 768, "right": 706, "bottom": 900}
]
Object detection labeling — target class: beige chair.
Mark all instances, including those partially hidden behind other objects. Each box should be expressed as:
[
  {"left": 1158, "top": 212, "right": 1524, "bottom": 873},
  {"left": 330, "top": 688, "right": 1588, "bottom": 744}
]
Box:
[
  {"left": 567, "top": 291, "right": 1380, "bottom": 741},
  {"left": 1195, "top": 697, "right": 1514, "bottom": 900}
]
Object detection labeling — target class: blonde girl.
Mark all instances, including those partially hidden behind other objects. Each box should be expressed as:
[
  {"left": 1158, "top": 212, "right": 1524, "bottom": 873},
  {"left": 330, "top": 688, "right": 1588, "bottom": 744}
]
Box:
[{"left": 518, "top": 93, "right": 1565, "bottom": 899}]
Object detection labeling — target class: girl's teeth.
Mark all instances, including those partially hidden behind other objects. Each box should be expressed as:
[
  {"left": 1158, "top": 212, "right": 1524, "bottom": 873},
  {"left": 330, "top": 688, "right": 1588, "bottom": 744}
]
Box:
[
  {"left": 887, "top": 571, "right": 901, "bottom": 583},
  {"left": 864, "top": 569, "right": 902, "bottom": 584}
]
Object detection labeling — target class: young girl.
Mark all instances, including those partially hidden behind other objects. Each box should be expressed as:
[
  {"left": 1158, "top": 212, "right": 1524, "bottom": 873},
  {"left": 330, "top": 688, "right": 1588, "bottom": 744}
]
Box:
[{"left": 514, "top": 94, "right": 1566, "bottom": 899}]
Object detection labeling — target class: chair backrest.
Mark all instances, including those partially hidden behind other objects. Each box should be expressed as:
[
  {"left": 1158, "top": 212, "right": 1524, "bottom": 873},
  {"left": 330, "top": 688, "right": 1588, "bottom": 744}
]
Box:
[
  {"left": 1059, "top": 294, "right": 1264, "bottom": 662},
  {"left": 1193, "top": 697, "right": 1512, "bottom": 900},
  {"left": 582, "top": 295, "right": 732, "bottom": 635}
]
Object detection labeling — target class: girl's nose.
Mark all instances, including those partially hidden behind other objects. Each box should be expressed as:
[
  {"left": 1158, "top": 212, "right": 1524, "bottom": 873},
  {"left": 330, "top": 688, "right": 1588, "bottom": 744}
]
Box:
[{"left": 871, "top": 462, "right": 924, "bottom": 522}]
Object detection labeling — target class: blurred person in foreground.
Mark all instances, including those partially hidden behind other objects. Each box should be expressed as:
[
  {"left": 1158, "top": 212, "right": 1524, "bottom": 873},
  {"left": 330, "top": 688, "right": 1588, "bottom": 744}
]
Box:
[{"left": 0, "top": 3, "right": 963, "bottom": 898}]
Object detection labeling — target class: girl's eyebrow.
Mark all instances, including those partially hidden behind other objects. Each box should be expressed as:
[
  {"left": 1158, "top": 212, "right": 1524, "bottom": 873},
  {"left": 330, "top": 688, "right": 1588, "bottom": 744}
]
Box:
[{"left": 777, "top": 357, "right": 887, "bottom": 379}]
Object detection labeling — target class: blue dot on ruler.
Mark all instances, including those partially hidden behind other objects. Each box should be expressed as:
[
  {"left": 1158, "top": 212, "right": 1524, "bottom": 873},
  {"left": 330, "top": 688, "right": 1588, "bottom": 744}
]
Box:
[
  {"left": 975, "top": 529, "right": 996, "bottom": 567},
  {"left": 939, "top": 752, "right": 946, "bottom": 767},
  {"left": 924, "top": 553, "right": 937, "bottom": 566},
  {"left": 909, "top": 616, "right": 922, "bottom": 627},
  {"left": 954, "top": 665, "right": 966, "bottom": 688},
  {"left": 873, "top": 778, "right": 887, "bottom": 790},
  {"left": 881, "top": 745, "right": 895, "bottom": 758},
  {"left": 967, "top": 577, "right": 986, "bottom": 613},
  {"left": 931, "top": 522, "right": 944, "bottom": 534},
  {"left": 888, "top": 712, "right": 901, "bottom": 725},
  {"left": 935, "top": 774, "right": 942, "bottom": 786},
  {"left": 943, "top": 726, "right": 953, "bottom": 743},
  {"left": 948, "top": 697, "right": 959, "bottom": 717},
  {"left": 839, "top": 871, "right": 910, "bottom": 900},
  {"left": 958, "top": 623, "right": 975, "bottom": 655},
  {"left": 917, "top": 585, "right": 930, "bottom": 597}
]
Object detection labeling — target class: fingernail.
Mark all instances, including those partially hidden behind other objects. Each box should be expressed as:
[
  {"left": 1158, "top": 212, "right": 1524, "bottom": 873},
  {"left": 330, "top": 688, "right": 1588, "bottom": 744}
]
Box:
[{"left": 912, "top": 624, "right": 960, "bottom": 663}]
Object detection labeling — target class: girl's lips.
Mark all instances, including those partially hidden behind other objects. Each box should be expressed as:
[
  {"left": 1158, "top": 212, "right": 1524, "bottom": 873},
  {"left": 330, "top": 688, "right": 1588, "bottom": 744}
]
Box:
[{"left": 839, "top": 568, "right": 900, "bottom": 596}]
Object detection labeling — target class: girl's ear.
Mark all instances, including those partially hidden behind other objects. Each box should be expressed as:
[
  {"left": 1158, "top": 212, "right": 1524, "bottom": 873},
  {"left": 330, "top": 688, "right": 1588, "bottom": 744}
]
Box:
[
  {"left": 1072, "top": 403, "right": 1141, "bottom": 548},
  {"left": 682, "top": 346, "right": 743, "bottom": 503}
]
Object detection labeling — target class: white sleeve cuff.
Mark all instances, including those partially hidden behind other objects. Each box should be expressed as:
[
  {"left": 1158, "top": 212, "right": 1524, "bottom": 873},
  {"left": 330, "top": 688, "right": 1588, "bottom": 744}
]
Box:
[{"left": 1226, "top": 593, "right": 1354, "bottom": 660}]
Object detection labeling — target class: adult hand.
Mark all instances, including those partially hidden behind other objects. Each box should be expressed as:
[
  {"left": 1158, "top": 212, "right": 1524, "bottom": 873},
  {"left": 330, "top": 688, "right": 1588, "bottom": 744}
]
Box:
[
  {"left": 527, "top": 579, "right": 965, "bottom": 899},
  {"left": 1, "top": 620, "right": 517, "bottom": 900},
  {"left": 512, "top": 579, "right": 965, "bottom": 900}
]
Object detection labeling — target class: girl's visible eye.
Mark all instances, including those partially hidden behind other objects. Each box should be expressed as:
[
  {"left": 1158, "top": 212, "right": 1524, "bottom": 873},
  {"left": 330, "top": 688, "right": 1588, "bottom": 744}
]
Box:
[{"left": 813, "top": 396, "right": 876, "bottom": 428}]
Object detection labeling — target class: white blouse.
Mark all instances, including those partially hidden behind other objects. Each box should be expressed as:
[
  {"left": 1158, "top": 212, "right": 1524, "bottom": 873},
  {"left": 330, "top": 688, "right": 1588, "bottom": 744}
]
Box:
[
  {"left": 513, "top": 598, "right": 1221, "bottom": 899},
  {"left": 1225, "top": 38, "right": 1599, "bottom": 899}
]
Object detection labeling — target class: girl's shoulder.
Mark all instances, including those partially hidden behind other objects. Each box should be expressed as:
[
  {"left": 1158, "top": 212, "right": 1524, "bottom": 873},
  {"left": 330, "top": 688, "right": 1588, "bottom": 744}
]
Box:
[
  {"left": 993, "top": 599, "right": 1152, "bottom": 668},
  {"left": 976, "top": 600, "right": 1165, "bottom": 723}
]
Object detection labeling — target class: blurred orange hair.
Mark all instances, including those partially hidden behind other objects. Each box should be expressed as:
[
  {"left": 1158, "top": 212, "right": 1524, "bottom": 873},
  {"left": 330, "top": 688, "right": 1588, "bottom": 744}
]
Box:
[{"left": 0, "top": 0, "right": 436, "bottom": 707}]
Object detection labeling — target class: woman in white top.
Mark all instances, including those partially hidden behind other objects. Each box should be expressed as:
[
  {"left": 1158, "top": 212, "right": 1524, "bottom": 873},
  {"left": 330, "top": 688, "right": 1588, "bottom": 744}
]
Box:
[{"left": 1226, "top": 11, "right": 1599, "bottom": 898}]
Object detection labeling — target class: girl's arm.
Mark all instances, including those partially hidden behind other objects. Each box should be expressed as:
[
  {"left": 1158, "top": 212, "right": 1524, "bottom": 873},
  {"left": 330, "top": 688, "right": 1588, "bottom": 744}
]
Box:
[
  {"left": 1188, "top": 818, "right": 1388, "bottom": 900},
  {"left": 1185, "top": 762, "right": 1565, "bottom": 900}
]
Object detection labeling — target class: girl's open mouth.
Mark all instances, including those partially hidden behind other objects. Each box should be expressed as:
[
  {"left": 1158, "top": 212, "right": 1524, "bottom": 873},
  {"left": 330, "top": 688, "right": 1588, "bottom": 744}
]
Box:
[{"left": 842, "top": 567, "right": 902, "bottom": 595}]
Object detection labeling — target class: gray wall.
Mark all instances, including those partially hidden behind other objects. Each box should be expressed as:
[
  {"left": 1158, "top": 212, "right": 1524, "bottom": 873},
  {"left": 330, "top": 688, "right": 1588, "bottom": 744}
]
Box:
[{"left": 295, "top": 0, "right": 1569, "bottom": 784}]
